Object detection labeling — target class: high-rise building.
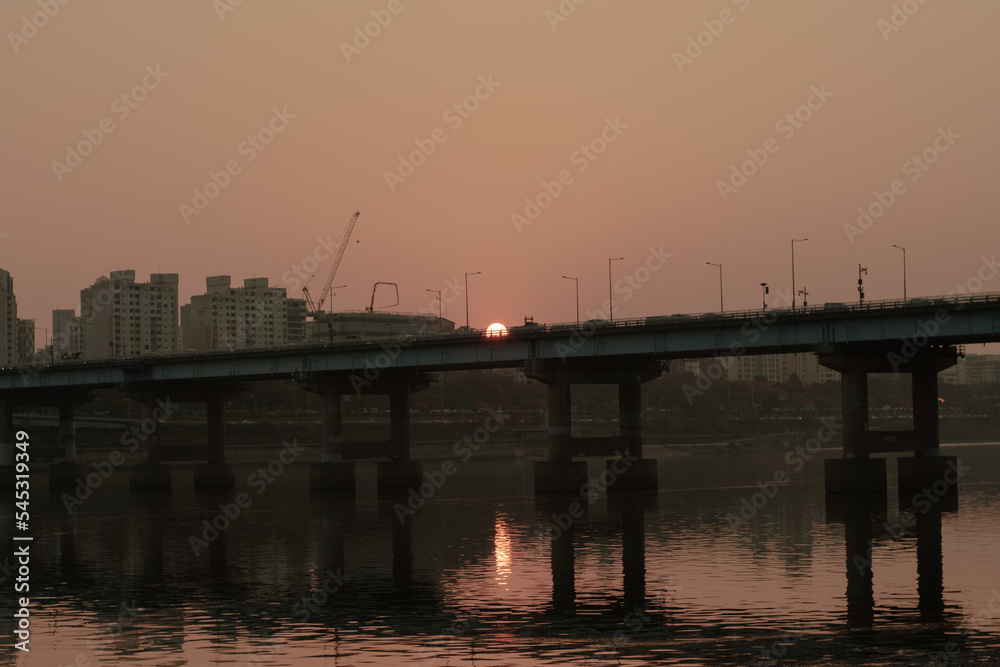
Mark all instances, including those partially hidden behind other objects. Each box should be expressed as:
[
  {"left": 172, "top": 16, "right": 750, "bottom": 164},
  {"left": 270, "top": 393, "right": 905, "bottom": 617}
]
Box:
[
  {"left": 285, "top": 298, "right": 308, "bottom": 344},
  {"left": 80, "top": 270, "right": 179, "bottom": 358},
  {"left": 0, "top": 268, "right": 17, "bottom": 365},
  {"left": 16, "top": 318, "right": 35, "bottom": 364},
  {"left": 181, "top": 276, "right": 298, "bottom": 351}
]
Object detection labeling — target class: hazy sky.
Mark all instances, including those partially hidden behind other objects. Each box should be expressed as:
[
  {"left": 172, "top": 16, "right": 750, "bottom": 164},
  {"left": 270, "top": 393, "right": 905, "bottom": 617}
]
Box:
[{"left": 2, "top": 1, "right": 998, "bottom": 334}]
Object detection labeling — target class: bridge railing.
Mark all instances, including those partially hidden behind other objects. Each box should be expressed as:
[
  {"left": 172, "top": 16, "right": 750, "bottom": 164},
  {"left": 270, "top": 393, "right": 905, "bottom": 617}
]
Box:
[{"left": 12, "top": 291, "right": 999, "bottom": 371}]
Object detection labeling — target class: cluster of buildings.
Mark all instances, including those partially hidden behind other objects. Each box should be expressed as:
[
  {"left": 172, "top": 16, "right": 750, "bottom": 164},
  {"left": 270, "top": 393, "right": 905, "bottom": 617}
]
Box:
[{"left": 42, "top": 270, "right": 451, "bottom": 360}]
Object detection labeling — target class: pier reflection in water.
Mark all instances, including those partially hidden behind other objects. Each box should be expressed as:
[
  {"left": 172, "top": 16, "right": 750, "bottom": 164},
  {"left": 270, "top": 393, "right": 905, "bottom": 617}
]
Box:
[{"left": 6, "top": 444, "right": 1000, "bottom": 666}]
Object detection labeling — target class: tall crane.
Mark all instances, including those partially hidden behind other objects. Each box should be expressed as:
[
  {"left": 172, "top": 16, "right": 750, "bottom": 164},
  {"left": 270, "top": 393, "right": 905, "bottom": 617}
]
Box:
[{"left": 303, "top": 210, "right": 360, "bottom": 316}]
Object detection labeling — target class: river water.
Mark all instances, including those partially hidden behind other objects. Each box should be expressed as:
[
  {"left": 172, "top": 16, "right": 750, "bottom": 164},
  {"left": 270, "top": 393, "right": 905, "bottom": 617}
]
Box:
[{"left": 5, "top": 442, "right": 1000, "bottom": 666}]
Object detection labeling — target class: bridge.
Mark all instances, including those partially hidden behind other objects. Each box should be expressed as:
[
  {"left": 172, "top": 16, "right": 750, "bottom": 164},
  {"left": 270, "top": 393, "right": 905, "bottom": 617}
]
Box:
[{"left": 3, "top": 292, "right": 998, "bottom": 493}]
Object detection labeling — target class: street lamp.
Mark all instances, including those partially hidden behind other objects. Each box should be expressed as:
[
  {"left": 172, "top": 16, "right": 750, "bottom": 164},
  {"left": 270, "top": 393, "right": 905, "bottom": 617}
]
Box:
[
  {"left": 561, "top": 275, "right": 579, "bottom": 324},
  {"left": 464, "top": 271, "right": 481, "bottom": 329},
  {"left": 760, "top": 282, "right": 769, "bottom": 312},
  {"left": 892, "top": 244, "right": 907, "bottom": 300},
  {"left": 426, "top": 289, "right": 442, "bottom": 331},
  {"left": 706, "top": 262, "right": 723, "bottom": 313},
  {"left": 791, "top": 238, "right": 808, "bottom": 310},
  {"left": 608, "top": 257, "right": 623, "bottom": 321},
  {"left": 330, "top": 284, "right": 346, "bottom": 305}
]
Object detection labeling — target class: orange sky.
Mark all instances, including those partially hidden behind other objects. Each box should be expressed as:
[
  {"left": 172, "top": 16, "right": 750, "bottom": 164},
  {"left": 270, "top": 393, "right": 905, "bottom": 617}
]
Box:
[{"left": 2, "top": 1, "right": 999, "bottom": 333}]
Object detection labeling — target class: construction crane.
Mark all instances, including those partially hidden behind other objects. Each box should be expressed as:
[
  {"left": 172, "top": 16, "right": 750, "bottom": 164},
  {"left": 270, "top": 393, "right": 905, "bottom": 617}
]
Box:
[{"left": 303, "top": 211, "right": 360, "bottom": 316}]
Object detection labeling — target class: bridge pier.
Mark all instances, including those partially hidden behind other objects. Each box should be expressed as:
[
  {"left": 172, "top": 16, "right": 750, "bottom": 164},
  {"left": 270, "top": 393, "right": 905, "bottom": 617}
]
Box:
[
  {"left": 121, "top": 390, "right": 174, "bottom": 490},
  {"left": 527, "top": 359, "right": 663, "bottom": 493},
  {"left": 309, "top": 386, "right": 355, "bottom": 492},
  {"left": 378, "top": 388, "right": 423, "bottom": 489},
  {"left": 534, "top": 380, "right": 586, "bottom": 493},
  {"left": 607, "top": 381, "right": 657, "bottom": 490},
  {"left": 195, "top": 392, "right": 236, "bottom": 487},
  {"left": 819, "top": 344, "right": 959, "bottom": 494},
  {"left": 301, "top": 372, "right": 429, "bottom": 491},
  {"left": 49, "top": 392, "right": 91, "bottom": 488}
]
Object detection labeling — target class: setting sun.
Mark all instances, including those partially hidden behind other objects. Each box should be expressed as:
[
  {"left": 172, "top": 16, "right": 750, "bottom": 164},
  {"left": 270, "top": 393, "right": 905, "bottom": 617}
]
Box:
[{"left": 485, "top": 322, "right": 508, "bottom": 337}]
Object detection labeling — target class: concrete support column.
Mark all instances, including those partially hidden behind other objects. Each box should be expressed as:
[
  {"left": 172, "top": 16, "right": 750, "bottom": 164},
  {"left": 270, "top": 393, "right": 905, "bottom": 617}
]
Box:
[
  {"left": 59, "top": 399, "right": 77, "bottom": 462},
  {"left": 618, "top": 382, "right": 642, "bottom": 458},
  {"left": 547, "top": 381, "right": 572, "bottom": 461},
  {"left": 912, "top": 363, "right": 940, "bottom": 456},
  {"left": 320, "top": 392, "right": 343, "bottom": 463},
  {"left": 841, "top": 369, "right": 869, "bottom": 459},
  {"left": 206, "top": 395, "right": 226, "bottom": 464},
  {"left": 535, "top": 380, "right": 586, "bottom": 492},
  {"left": 0, "top": 397, "right": 13, "bottom": 466},
  {"left": 389, "top": 390, "right": 410, "bottom": 461}
]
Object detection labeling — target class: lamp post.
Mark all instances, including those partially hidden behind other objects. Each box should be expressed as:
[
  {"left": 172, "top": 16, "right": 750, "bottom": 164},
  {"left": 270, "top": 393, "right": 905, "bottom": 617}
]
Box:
[
  {"left": 706, "top": 262, "right": 723, "bottom": 313},
  {"left": 608, "top": 257, "right": 623, "bottom": 321},
  {"left": 760, "top": 282, "right": 769, "bottom": 312},
  {"left": 791, "top": 238, "right": 808, "bottom": 310},
  {"left": 892, "top": 244, "right": 906, "bottom": 300},
  {"left": 561, "top": 275, "right": 579, "bottom": 324},
  {"left": 329, "top": 285, "right": 346, "bottom": 311},
  {"left": 426, "top": 289, "right": 442, "bottom": 332},
  {"left": 464, "top": 271, "right": 481, "bottom": 329}
]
